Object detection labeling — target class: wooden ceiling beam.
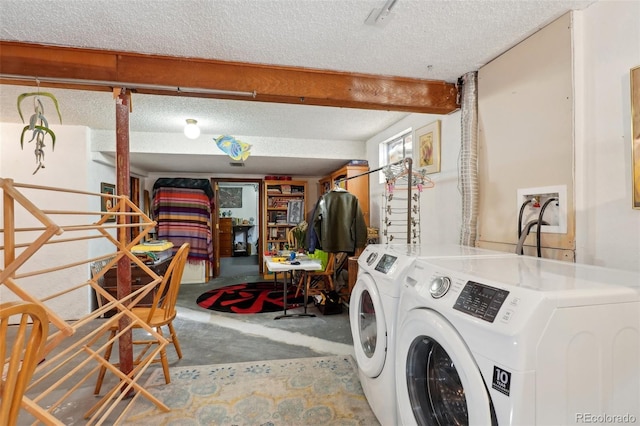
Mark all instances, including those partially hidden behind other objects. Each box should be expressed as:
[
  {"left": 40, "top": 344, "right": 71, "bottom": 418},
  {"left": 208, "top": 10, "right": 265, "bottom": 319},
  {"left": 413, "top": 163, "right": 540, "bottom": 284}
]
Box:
[{"left": 0, "top": 41, "right": 459, "bottom": 114}]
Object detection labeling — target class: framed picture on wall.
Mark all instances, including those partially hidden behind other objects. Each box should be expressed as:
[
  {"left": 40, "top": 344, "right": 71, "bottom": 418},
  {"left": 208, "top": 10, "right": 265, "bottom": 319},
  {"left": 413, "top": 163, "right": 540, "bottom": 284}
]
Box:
[
  {"left": 287, "top": 200, "right": 304, "bottom": 225},
  {"left": 414, "top": 120, "right": 441, "bottom": 174},
  {"left": 219, "top": 187, "right": 243, "bottom": 208},
  {"left": 100, "top": 182, "right": 116, "bottom": 222},
  {"left": 631, "top": 65, "right": 640, "bottom": 209}
]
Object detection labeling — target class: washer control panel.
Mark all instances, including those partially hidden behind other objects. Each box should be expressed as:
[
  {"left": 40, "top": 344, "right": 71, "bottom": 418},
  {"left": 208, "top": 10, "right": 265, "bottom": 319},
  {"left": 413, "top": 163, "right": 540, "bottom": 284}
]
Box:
[{"left": 453, "top": 281, "right": 510, "bottom": 323}]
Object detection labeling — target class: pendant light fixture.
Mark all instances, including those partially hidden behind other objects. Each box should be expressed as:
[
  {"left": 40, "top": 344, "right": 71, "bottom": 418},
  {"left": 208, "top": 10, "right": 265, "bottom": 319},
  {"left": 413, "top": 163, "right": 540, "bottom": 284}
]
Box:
[{"left": 184, "top": 119, "right": 200, "bottom": 139}]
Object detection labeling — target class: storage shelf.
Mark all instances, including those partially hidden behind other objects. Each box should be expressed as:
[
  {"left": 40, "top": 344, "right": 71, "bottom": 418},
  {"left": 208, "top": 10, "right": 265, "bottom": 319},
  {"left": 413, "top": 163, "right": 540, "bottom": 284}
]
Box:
[
  {"left": 320, "top": 163, "right": 370, "bottom": 226},
  {"left": 263, "top": 180, "right": 307, "bottom": 278}
]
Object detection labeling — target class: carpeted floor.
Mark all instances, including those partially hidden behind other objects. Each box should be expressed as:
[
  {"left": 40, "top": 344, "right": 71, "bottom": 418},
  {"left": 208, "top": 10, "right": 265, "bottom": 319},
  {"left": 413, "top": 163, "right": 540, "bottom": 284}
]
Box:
[{"left": 122, "top": 355, "right": 379, "bottom": 426}]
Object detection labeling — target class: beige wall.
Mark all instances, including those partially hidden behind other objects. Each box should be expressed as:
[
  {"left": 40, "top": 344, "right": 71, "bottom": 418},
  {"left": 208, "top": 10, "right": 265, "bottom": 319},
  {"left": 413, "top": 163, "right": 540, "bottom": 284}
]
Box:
[{"left": 477, "top": 13, "right": 575, "bottom": 260}]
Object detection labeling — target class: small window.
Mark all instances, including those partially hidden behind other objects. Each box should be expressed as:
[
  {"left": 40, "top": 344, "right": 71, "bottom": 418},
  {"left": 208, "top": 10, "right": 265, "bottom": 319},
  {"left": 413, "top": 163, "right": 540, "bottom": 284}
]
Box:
[{"left": 379, "top": 129, "right": 412, "bottom": 182}]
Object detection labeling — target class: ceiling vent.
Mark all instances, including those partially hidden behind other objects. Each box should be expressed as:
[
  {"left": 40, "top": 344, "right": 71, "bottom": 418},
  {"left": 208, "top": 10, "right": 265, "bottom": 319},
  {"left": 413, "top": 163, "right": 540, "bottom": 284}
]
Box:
[{"left": 229, "top": 162, "right": 245, "bottom": 167}]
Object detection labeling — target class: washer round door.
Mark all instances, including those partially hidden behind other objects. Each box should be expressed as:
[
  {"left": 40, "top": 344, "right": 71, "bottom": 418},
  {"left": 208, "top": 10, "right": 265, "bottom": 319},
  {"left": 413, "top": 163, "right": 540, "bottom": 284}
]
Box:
[
  {"left": 349, "top": 273, "right": 387, "bottom": 378},
  {"left": 395, "top": 309, "right": 496, "bottom": 426}
]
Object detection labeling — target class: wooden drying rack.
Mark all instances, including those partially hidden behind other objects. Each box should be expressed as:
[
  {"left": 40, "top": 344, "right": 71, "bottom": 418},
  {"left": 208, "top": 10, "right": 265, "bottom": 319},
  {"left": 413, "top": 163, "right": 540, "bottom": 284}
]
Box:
[{"left": 1, "top": 178, "right": 171, "bottom": 425}]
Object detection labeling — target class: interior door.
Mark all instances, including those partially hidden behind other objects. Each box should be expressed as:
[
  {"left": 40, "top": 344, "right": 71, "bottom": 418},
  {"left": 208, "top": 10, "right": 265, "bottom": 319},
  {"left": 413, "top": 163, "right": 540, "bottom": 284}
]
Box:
[
  {"left": 210, "top": 178, "right": 263, "bottom": 278},
  {"left": 211, "top": 179, "right": 221, "bottom": 278}
]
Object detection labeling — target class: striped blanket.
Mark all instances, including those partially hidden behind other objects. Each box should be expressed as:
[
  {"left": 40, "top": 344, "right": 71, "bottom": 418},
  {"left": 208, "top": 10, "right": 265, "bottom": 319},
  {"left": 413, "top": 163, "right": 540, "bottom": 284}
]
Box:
[{"left": 152, "top": 187, "right": 213, "bottom": 266}]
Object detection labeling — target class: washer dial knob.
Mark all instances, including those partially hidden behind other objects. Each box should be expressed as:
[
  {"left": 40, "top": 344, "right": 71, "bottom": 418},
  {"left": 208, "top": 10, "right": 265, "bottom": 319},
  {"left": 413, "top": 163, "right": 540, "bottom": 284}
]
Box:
[{"left": 430, "top": 276, "right": 451, "bottom": 299}]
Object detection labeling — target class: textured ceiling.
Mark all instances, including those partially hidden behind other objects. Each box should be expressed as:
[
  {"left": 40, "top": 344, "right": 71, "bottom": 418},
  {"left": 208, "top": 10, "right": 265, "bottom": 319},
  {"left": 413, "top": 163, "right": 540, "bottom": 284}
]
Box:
[{"left": 0, "top": 0, "right": 597, "bottom": 176}]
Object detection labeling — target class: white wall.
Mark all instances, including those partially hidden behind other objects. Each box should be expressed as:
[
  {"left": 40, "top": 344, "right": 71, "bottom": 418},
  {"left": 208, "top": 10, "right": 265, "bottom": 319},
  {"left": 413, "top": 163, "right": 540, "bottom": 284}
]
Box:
[
  {"left": 366, "top": 111, "right": 463, "bottom": 245},
  {"left": 0, "top": 123, "right": 105, "bottom": 318},
  {"left": 574, "top": 0, "right": 640, "bottom": 271},
  {"left": 92, "top": 129, "right": 364, "bottom": 163},
  {"left": 86, "top": 129, "right": 119, "bottom": 261}
]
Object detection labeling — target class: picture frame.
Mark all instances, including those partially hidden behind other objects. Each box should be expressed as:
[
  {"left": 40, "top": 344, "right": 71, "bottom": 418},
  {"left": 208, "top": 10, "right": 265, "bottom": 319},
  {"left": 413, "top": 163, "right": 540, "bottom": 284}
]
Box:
[
  {"left": 414, "top": 120, "right": 441, "bottom": 174},
  {"left": 100, "top": 182, "right": 116, "bottom": 222},
  {"left": 219, "top": 187, "right": 243, "bottom": 208},
  {"left": 287, "top": 200, "right": 304, "bottom": 225},
  {"left": 631, "top": 66, "right": 640, "bottom": 209}
]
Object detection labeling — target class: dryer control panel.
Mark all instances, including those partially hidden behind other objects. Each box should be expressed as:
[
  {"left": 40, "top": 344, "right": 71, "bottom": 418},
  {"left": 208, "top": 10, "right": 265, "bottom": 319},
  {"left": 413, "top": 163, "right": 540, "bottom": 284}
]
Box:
[
  {"left": 374, "top": 254, "right": 397, "bottom": 274},
  {"left": 453, "top": 281, "right": 510, "bottom": 323}
]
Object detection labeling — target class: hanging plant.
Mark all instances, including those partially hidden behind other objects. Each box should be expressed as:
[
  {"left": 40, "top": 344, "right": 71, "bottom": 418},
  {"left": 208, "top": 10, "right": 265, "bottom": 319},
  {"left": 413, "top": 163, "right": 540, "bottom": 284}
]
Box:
[{"left": 16, "top": 91, "right": 62, "bottom": 174}]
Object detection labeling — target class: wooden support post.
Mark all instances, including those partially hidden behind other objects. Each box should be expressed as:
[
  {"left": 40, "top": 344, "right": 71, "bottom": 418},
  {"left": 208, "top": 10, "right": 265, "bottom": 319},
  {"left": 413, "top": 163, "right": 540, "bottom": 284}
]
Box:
[
  {"left": 2, "top": 178, "right": 16, "bottom": 271},
  {"left": 115, "top": 88, "right": 133, "bottom": 377}
]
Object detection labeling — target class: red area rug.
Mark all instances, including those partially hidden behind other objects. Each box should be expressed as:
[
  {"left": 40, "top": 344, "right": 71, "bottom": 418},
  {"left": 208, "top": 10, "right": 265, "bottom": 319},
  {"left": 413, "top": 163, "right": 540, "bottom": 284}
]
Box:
[{"left": 196, "top": 282, "right": 307, "bottom": 314}]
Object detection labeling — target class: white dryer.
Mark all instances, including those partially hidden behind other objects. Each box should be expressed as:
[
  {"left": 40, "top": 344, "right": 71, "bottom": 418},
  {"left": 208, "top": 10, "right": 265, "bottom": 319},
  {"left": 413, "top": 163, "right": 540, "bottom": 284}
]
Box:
[
  {"left": 394, "top": 255, "right": 640, "bottom": 425},
  {"left": 350, "top": 244, "right": 416, "bottom": 426},
  {"left": 350, "top": 243, "right": 514, "bottom": 425}
]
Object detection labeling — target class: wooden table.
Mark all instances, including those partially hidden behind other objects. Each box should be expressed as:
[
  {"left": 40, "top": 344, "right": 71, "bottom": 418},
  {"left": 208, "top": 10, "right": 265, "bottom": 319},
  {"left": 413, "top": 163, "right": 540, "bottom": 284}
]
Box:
[{"left": 264, "top": 256, "right": 323, "bottom": 319}]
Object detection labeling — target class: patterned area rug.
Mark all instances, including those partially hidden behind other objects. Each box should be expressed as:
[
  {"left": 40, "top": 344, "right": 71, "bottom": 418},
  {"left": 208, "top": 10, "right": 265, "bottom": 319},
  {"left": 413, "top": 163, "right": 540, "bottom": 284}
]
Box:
[
  {"left": 122, "top": 355, "right": 379, "bottom": 426},
  {"left": 196, "top": 282, "right": 307, "bottom": 314}
]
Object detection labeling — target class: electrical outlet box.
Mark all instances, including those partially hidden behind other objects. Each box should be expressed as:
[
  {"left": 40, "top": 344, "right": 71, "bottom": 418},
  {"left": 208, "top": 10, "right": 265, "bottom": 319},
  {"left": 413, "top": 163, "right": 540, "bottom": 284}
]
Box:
[{"left": 516, "top": 185, "right": 567, "bottom": 234}]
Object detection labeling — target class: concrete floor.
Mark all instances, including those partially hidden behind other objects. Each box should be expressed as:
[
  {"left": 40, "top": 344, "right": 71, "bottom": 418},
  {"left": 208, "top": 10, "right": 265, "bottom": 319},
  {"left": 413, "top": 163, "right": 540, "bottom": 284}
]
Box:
[
  {"left": 17, "top": 256, "right": 355, "bottom": 425},
  {"left": 174, "top": 270, "right": 355, "bottom": 366}
]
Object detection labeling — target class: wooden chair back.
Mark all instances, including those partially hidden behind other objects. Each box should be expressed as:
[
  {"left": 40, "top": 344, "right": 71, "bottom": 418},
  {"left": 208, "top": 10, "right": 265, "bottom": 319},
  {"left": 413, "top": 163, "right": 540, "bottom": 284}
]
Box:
[
  {"left": 90, "top": 257, "right": 115, "bottom": 309},
  {"left": 296, "top": 252, "right": 336, "bottom": 297},
  {"left": 143, "top": 243, "right": 190, "bottom": 324},
  {"left": 317, "top": 252, "right": 335, "bottom": 275},
  {"left": 1, "top": 302, "right": 49, "bottom": 425},
  {"left": 286, "top": 228, "right": 295, "bottom": 249}
]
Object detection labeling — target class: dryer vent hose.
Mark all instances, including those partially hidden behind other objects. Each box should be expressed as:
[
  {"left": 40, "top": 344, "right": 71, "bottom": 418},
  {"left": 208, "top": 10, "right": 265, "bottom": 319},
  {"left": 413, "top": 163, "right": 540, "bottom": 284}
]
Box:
[{"left": 459, "top": 71, "right": 479, "bottom": 247}]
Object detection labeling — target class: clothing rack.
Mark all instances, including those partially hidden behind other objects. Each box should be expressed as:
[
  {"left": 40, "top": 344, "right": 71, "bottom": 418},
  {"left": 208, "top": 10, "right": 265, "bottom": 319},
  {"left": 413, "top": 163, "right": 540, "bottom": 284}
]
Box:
[
  {"left": 334, "top": 158, "right": 411, "bottom": 185},
  {"left": 384, "top": 158, "right": 414, "bottom": 244},
  {"left": 334, "top": 158, "right": 414, "bottom": 244}
]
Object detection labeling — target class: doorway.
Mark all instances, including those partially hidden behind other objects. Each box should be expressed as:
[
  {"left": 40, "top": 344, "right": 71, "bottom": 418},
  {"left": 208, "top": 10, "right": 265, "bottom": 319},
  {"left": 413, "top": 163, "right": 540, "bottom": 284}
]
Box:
[{"left": 211, "top": 178, "right": 263, "bottom": 278}]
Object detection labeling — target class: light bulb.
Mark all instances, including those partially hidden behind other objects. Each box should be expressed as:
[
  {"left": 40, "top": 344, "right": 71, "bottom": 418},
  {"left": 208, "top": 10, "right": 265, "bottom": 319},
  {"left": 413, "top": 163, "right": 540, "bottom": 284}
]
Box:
[{"left": 184, "top": 119, "right": 200, "bottom": 139}]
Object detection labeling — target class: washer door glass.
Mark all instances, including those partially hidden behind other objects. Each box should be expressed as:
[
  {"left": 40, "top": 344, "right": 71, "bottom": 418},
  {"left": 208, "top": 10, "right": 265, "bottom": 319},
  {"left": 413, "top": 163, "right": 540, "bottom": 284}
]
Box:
[
  {"left": 349, "top": 274, "right": 387, "bottom": 378},
  {"left": 396, "top": 309, "right": 496, "bottom": 426},
  {"left": 407, "top": 337, "right": 467, "bottom": 425}
]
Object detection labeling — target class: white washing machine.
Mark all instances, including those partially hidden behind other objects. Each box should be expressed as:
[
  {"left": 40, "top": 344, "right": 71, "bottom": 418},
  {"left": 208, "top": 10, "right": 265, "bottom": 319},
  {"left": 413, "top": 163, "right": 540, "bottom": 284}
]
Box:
[
  {"left": 394, "top": 255, "right": 640, "bottom": 425},
  {"left": 350, "top": 243, "right": 515, "bottom": 425},
  {"left": 386, "top": 243, "right": 517, "bottom": 261}
]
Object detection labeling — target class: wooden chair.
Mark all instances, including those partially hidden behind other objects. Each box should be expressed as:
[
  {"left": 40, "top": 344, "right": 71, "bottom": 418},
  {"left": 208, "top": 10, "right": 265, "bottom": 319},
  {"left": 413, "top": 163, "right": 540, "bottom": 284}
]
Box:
[
  {"left": 1, "top": 301, "right": 49, "bottom": 425},
  {"left": 94, "top": 243, "right": 190, "bottom": 394},
  {"left": 295, "top": 252, "right": 336, "bottom": 298},
  {"left": 286, "top": 228, "right": 296, "bottom": 250}
]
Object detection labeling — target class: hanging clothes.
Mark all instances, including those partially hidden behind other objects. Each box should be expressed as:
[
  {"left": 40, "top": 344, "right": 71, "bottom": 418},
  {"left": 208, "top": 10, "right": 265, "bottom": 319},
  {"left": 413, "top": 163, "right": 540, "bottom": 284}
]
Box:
[
  {"left": 312, "top": 189, "right": 367, "bottom": 253},
  {"left": 152, "top": 179, "right": 214, "bottom": 266},
  {"left": 152, "top": 178, "right": 215, "bottom": 201}
]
